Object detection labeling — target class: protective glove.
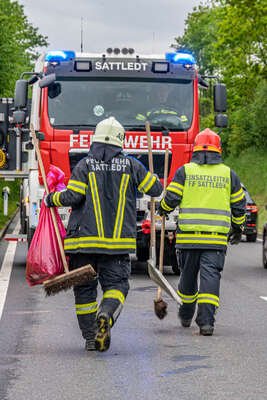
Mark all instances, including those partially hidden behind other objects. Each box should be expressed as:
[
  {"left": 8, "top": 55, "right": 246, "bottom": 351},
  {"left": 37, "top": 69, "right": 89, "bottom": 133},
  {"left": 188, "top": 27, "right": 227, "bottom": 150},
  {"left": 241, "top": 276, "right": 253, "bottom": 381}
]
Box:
[
  {"left": 44, "top": 193, "right": 54, "bottom": 207},
  {"left": 157, "top": 205, "right": 169, "bottom": 219},
  {"left": 228, "top": 227, "right": 243, "bottom": 245}
]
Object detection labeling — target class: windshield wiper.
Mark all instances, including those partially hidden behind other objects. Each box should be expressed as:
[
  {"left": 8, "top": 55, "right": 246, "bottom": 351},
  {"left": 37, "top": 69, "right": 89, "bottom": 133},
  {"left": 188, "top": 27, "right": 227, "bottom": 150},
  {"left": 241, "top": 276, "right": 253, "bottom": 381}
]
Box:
[
  {"left": 125, "top": 125, "right": 169, "bottom": 132},
  {"left": 53, "top": 124, "right": 96, "bottom": 129},
  {"left": 125, "top": 125, "right": 146, "bottom": 131}
]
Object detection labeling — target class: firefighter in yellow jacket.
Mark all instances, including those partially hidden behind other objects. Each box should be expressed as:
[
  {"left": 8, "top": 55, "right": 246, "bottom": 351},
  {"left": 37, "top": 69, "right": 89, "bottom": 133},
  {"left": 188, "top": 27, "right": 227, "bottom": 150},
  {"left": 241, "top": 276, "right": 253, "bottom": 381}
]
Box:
[
  {"left": 158, "top": 129, "right": 246, "bottom": 336},
  {"left": 45, "top": 117, "right": 162, "bottom": 351}
]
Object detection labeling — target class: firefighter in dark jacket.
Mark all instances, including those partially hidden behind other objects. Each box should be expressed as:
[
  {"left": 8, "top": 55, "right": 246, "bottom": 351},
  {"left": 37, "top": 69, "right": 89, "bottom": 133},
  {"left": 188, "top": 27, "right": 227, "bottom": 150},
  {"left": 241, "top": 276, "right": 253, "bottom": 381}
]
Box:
[
  {"left": 158, "top": 129, "right": 246, "bottom": 336},
  {"left": 45, "top": 116, "right": 162, "bottom": 351}
]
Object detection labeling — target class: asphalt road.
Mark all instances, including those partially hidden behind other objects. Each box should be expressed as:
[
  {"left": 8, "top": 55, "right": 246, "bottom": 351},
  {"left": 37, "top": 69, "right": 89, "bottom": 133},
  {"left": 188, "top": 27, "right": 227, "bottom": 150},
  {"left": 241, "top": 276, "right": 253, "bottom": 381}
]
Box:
[{"left": 0, "top": 216, "right": 266, "bottom": 400}]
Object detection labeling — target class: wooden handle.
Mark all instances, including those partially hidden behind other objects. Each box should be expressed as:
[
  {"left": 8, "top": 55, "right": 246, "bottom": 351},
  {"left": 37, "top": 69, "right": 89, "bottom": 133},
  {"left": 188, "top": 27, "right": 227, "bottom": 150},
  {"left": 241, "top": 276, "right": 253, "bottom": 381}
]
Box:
[
  {"left": 30, "top": 124, "right": 69, "bottom": 273},
  {"left": 157, "top": 148, "right": 169, "bottom": 300},
  {"left": 145, "top": 121, "right": 156, "bottom": 254}
]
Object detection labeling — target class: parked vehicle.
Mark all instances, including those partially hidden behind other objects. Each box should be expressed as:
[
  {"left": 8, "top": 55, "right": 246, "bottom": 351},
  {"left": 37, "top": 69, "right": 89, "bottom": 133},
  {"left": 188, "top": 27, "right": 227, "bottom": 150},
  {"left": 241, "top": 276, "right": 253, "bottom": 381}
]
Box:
[{"left": 241, "top": 184, "right": 258, "bottom": 242}]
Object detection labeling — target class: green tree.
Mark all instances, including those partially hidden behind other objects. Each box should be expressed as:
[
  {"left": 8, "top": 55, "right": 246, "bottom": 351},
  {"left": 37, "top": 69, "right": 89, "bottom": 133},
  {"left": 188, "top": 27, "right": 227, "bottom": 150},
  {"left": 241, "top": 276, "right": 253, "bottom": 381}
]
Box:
[
  {"left": 0, "top": 0, "right": 48, "bottom": 97},
  {"left": 173, "top": 0, "right": 267, "bottom": 154},
  {"left": 173, "top": 4, "right": 220, "bottom": 76}
]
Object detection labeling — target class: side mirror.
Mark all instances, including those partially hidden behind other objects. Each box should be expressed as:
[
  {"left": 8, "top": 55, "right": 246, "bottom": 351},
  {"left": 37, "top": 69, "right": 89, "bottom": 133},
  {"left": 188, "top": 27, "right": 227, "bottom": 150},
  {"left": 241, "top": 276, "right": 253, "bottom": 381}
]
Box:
[
  {"left": 39, "top": 73, "right": 56, "bottom": 88},
  {"left": 215, "top": 114, "right": 228, "bottom": 128},
  {"left": 214, "top": 83, "right": 227, "bottom": 112},
  {"left": 14, "top": 79, "right": 28, "bottom": 108}
]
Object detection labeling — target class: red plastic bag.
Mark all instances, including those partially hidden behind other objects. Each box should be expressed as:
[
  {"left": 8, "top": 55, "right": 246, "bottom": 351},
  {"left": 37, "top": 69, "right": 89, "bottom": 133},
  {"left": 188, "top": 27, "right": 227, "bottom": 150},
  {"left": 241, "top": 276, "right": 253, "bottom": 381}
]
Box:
[
  {"left": 26, "top": 165, "right": 67, "bottom": 286},
  {"left": 26, "top": 199, "right": 66, "bottom": 286}
]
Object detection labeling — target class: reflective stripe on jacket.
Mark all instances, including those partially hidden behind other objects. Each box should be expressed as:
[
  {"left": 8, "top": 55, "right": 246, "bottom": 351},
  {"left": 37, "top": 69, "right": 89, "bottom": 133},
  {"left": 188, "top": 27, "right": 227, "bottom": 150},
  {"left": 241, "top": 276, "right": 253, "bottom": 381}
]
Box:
[
  {"left": 160, "top": 155, "right": 246, "bottom": 250},
  {"left": 51, "top": 151, "right": 162, "bottom": 254},
  {"left": 176, "top": 163, "right": 231, "bottom": 247},
  {"left": 178, "top": 163, "right": 231, "bottom": 234}
]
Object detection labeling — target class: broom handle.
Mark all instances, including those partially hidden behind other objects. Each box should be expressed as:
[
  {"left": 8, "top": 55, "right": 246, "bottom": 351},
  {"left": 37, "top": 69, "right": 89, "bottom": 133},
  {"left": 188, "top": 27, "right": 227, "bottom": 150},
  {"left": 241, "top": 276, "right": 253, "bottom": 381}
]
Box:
[
  {"left": 157, "top": 148, "right": 169, "bottom": 300},
  {"left": 30, "top": 124, "right": 69, "bottom": 274},
  {"left": 145, "top": 121, "right": 156, "bottom": 260}
]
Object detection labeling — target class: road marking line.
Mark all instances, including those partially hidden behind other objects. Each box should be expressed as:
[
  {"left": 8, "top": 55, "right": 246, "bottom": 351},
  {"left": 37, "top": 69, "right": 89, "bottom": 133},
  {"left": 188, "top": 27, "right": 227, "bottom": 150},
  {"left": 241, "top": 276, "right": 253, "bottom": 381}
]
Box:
[
  {"left": 260, "top": 297, "right": 267, "bottom": 302},
  {"left": 0, "top": 221, "right": 20, "bottom": 321},
  {"left": 257, "top": 238, "right": 263, "bottom": 242}
]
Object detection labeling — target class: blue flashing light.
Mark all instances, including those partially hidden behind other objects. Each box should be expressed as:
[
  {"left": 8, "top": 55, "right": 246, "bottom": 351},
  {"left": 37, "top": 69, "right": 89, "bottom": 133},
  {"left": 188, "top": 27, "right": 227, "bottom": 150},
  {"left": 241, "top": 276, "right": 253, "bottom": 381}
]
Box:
[
  {"left": 165, "top": 52, "right": 196, "bottom": 66},
  {"left": 45, "top": 50, "right": 76, "bottom": 63}
]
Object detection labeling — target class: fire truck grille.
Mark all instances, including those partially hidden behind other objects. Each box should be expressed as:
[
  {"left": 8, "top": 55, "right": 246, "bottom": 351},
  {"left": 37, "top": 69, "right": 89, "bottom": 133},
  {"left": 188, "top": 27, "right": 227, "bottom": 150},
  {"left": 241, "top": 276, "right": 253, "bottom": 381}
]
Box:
[{"left": 69, "top": 151, "right": 172, "bottom": 179}]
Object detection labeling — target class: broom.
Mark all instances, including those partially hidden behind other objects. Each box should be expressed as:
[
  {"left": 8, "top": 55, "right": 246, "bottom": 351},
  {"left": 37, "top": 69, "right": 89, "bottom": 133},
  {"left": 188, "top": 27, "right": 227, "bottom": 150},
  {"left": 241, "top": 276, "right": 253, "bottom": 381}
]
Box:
[
  {"left": 145, "top": 122, "right": 168, "bottom": 319},
  {"left": 30, "top": 124, "right": 96, "bottom": 296},
  {"left": 154, "top": 148, "right": 169, "bottom": 319}
]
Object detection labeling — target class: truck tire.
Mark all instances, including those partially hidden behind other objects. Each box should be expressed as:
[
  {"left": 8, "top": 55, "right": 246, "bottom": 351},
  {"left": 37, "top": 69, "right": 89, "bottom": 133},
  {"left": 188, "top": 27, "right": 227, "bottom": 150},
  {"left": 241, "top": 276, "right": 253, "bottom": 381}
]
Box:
[{"left": 246, "top": 233, "right": 257, "bottom": 242}]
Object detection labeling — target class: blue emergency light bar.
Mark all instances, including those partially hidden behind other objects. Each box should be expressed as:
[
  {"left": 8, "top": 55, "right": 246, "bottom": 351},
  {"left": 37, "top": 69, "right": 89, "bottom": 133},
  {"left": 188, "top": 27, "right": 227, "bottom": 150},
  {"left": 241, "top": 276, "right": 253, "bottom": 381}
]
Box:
[
  {"left": 165, "top": 51, "right": 196, "bottom": 66},
  {"left": 45, "top": 50, "right": 76, "bottom": 63}
]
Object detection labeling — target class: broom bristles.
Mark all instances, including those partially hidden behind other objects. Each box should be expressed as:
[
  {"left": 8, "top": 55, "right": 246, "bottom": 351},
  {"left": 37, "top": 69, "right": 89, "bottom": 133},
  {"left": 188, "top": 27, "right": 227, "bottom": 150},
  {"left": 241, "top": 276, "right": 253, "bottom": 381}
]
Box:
[
  {"left": 43, "top": 264, "right": 97, "bottom": 296},
  {"left": 154, "top": 298, "right": 168, "bottom": 320}
]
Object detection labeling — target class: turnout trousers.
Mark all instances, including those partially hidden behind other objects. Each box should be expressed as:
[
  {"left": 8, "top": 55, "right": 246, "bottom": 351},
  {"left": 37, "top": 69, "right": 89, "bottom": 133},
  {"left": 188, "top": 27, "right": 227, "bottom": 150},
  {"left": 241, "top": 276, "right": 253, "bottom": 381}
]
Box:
[
  {"left": 177, "top": 249, "right": 226, "bottom": 327},
  {"left": 69, "top": 253, "right": 131, "bottom": 340}
]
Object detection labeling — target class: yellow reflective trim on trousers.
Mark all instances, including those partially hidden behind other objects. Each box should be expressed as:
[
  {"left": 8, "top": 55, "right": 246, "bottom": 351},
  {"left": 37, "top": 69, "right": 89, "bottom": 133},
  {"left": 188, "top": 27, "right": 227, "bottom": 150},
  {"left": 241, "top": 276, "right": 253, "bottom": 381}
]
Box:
[
  {"left": 198, "top": 293, "right": 219, "bottom": 301},
  {"left": 113, "top": 174, "right": 130, "bottom": 238},
  {"left": 89, "top": 172, "right": 104, "bottom": 237},
  {"left": 103, "top": 289, "right": 125, "bottom": 304},
  {"left": 197, "top": 293, "right": 219, "bottom": 307},
  {"left": 161, "top": 198, "right": 173, "bottom": 212},
  {"left": 177, "top": 290, "right": 198, "bottom": 303},
  {"left": 197, "top": 299, "right": 219, "bottom": 307},
  {"left": 76, "top": 301, "right": 98, "bottom": 315}
]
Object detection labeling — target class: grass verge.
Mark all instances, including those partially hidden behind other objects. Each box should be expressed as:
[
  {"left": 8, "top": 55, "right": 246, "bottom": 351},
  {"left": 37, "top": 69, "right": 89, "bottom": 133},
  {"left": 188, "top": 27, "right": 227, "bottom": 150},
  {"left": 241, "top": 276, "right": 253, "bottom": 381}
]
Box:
[
  {"left": 225, "top": 147, "right": 267, "bottom": 234},
  {"left": 0, "top": 179, "right": 20, "bottom": 230}
]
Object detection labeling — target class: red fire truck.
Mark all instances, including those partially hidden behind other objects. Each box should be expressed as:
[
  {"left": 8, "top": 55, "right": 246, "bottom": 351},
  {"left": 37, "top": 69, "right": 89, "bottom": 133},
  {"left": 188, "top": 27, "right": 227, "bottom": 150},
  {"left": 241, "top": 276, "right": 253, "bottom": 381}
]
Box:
[{"left": 0, "top": 47, "right": 227, "bottom": 273}]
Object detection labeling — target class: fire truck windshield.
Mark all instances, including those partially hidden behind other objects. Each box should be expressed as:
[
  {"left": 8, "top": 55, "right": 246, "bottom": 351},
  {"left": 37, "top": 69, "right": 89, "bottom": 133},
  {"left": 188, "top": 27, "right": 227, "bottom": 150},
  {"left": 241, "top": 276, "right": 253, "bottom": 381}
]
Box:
[{"left": 48, "top": 79, "right": 193, "bottom": 130}]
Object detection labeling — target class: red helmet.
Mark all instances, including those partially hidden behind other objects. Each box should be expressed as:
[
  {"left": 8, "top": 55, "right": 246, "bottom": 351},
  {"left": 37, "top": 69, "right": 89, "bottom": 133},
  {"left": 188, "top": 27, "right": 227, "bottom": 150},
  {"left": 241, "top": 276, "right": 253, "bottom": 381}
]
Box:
[{"left": 193, "top": 128, "right": 222, "bottom": 153}]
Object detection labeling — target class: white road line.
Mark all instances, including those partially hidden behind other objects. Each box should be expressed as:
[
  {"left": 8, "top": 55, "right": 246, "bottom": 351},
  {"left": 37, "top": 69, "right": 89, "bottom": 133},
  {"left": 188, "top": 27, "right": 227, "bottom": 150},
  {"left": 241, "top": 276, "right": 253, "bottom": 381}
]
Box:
[
  {"left": 0, "top": 221, "right": 20, "bottom": 321},
  {"left": 257, "top": 238, "right": 263, "bottom": 242},
  {"left": 260, "top": 297, "right": 267, "bottom": 302}
]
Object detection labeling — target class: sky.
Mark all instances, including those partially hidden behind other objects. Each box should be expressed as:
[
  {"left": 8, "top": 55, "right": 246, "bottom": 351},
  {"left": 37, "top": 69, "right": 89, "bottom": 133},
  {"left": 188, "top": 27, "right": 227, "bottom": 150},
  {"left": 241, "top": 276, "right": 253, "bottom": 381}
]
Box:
[{"left": 18, "top": 0, "right": 202, "bottom": 55}]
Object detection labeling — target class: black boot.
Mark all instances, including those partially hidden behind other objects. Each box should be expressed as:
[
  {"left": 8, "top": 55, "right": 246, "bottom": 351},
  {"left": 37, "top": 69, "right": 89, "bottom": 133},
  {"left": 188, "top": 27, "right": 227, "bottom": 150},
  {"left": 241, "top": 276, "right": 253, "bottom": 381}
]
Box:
[
  {"left": 85, "top": 336, "right": 96, "bottom": 351},
  {"left": 179, "top": 317, "right": 192, "bottom": 328},
  {"left": 95, "top": 313, "right": 111, "bottom": 352},
  {"left": 199, "top": 325, "right": 214, "bottom": 336}
]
